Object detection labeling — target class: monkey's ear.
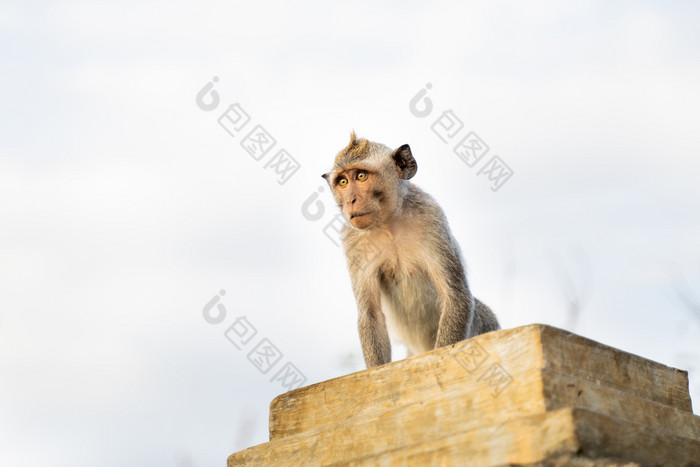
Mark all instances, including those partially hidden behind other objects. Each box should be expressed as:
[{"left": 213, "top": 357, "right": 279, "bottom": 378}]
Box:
[{"left": 392, "top": 144, "right": 417, "bottom": 180}]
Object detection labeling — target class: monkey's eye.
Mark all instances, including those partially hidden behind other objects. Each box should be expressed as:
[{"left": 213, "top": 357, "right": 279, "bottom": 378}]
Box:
[
  {"left": 338, "top": 177, "right": 348, "bottom": 187},
  {"left": 356, "top": 171, "right": 368, "bottom": 181}
]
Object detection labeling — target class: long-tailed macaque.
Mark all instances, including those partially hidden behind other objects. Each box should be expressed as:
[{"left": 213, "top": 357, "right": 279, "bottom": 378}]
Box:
[{"left": 322, "top": 132, "right": 499, "bottom": 368}]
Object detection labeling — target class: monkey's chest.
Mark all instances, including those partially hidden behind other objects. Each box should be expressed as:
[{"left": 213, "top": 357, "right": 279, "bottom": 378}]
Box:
[
  {"left": 375, "top": 258, "right": 441, "bottom": 353},
  {"left": 358, "top": 227, "right": 441, "bottom": 352}
]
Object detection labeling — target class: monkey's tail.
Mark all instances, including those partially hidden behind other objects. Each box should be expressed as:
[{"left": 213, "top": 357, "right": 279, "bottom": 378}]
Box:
[{"left": 474, "top": 298, "right": 500, "bottom": 334}]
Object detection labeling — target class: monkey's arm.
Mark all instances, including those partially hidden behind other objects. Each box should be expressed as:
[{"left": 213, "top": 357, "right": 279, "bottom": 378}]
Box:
[
  {"left": 358, "top": 299, "right": 391, "bottom": 368},
  {"left": 347, "top": 258, "right": 391, "bottom": 368}
]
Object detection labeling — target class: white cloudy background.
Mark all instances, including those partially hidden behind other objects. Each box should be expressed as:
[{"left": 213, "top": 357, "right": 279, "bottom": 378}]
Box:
[{"left": 1, "top": 1, "right": 699, "bottom": 465}]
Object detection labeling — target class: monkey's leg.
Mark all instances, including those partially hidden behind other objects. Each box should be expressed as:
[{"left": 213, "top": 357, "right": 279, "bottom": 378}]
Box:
[
  {"left": 434, "top": 289, "right": 473, "bottom": 348},
  {"left": 426, "top": 254, "right": 474, "bottom": 348},
  {"left": 358, "top": 306, "right": 391, "bottom": 368}
]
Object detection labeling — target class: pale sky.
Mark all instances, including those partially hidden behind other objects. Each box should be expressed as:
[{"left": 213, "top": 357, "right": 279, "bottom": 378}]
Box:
[{"left": 1, "top": 1, "right": 699, "bottom": 466}]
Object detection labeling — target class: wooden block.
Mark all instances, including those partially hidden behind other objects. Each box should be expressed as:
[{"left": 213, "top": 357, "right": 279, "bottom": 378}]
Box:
[
  {"left": 537, "top": 326, "right": 691, "bottom": 412},
  {"left": 229, "top": 325, "right": 697, "bottom": 465},
  {"left": 269, "top": 324, "right": 691, "bottom": 440},
  {"left": 328, "top": 408, "right": 583, "bottom": 466},
  {"left": 269, "top": 325, "right": 542, "bottom": 441},
  {"left": 231, "top": 370, "right": 700, "bottom": 466},
  {"left": 541, "top": 369, "right": 700, "bottom": 439},
  {"left": 571, "top": 409, "right": 700, "bottom": 466},
  {"left": 232, "top": 408, "right": 580, "bottom": 466},
  {"left": 230, "top": 408, "right": 700, "bottom": 466},
  {"left": 330, "top": 408, "right": 700, "bottom": 466}
]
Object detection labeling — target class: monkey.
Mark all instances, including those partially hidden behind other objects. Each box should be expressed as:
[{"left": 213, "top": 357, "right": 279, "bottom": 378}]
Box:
[{"left": 322, "top": 132, "right": 499, "bottom": 368}]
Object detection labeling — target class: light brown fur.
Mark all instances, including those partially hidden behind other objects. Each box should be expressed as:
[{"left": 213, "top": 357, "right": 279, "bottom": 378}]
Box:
[{"left": 323, "top": 133, "right": 499, "bottom": 368}]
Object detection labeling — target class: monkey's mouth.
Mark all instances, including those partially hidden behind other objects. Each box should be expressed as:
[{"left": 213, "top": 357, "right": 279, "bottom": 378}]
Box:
[{"left": 350, "top": 211, "right": 372, "bottom": 219}]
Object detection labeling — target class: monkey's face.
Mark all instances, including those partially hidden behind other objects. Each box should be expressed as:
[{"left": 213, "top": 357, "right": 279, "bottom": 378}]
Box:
[
  {"left": 323, "top": 134, "right": 418, "bottom": 230},
  {"left": 327, "top": 165, "right": 399, "bottom": 230}
]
